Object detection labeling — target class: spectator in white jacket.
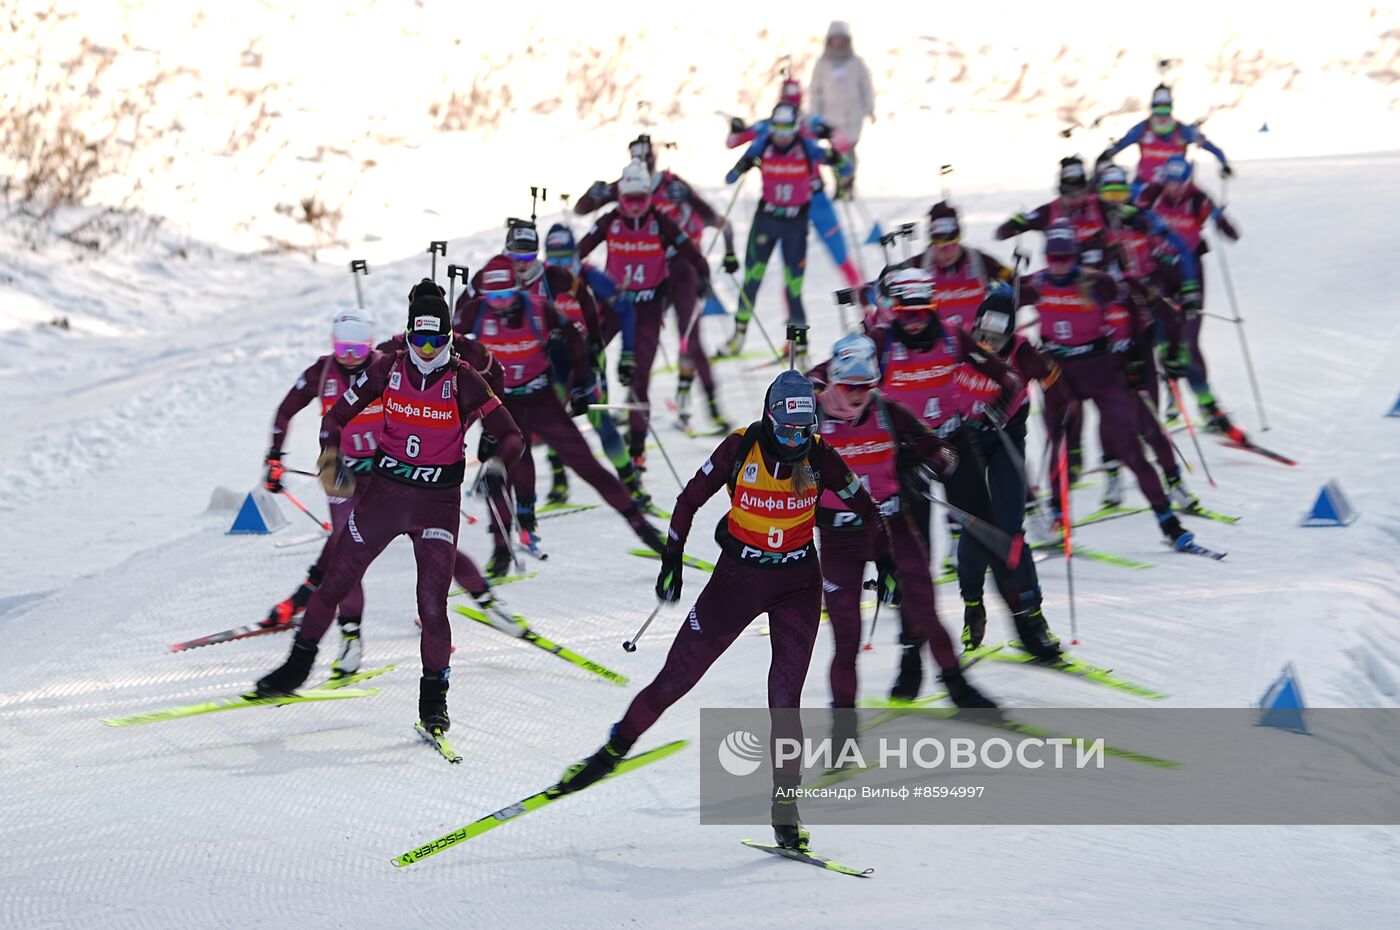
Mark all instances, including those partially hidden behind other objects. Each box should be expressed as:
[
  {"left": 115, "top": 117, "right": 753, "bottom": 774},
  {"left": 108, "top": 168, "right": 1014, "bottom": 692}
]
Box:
[{"left": 808, "top": 20, "right": 875, "bottom": 178}]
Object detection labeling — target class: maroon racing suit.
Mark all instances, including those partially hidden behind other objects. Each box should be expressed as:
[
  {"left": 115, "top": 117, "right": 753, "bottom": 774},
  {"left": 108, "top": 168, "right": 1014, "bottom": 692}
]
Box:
[
  {"left": 270, "top": 350, "right": 384, "bottom": 618},
  {"left": 575, "top": 170, "right": 726, "bottom": 396},
  {"left": 454, "top": 290, "right": 650, "bottom": 544},
  {"left": 296, "top": 350, "right": 523, "bottom": 674},
  {"left": 612, "top": 426, "right": 885, "bottom": 792},
  {"left": 1021, "top": 267, "right": 1172, "bottom": 514},
  {"left": 813, "top": 393, "right": 962, "bottom": 708},
  {"left": 575, "top": 205, "right": 709, "bottom": 460}
]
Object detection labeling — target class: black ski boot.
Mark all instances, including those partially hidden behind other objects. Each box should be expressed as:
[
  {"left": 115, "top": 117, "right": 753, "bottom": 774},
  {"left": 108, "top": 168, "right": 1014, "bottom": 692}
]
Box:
[
  {"left": 253, "top": 634, "right": 318, "bottom": 697},
  {"left": 559, "top": 732, "right": 634, "bottom": 794},
  {"left": 939, "top": 665, "right": 1000, "bottom": 711},
  {"left": 830, "top": 707, "right": 859, "bottom": 767},
  {"left": 1012, "top": 607, "right": 1062, "bottom": 660},
  {"left": 487, "top": 542, "right": 513, "bottom": 579},
  {"left": 418, "top": 669, "right": 450, "bottom": 734},
  {"left": 628, "top": 509, "right": 666, "bottom": 553},
  {"left": 771, "top": 797, "right": 810, "bottom": 850},
  {"left": 706, "top": 394, "right": 731, "bottom": 433},
  {"left": 961, "top": 600, "right": 987, "bottom": 650},
  {"left": 546, "top": 453, "right": 570, "bottom": 505},
  {"left": 1156, "top": 509, "right": 1195, "bottom": 551},
  {"left": 264, "top": 565, "right": 324, "bottom": 628},
  {"left": 889, "top": 636, "right": 924, "bottom": 701},
  {"left": 622, "top": 464, "right": 653, "bottom": 511},
  {"left": 331, "top": 615, "right": 362, "bottom": 678}
]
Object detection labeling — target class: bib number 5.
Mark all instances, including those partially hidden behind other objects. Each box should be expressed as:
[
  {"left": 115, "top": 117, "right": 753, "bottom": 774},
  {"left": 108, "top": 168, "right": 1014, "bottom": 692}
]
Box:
[{"left": 766, "top": 526, "right": 784, "bottom": 549}]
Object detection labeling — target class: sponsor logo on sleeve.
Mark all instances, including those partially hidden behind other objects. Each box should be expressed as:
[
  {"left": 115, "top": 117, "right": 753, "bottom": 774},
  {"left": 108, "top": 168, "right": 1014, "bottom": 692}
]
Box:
[{"left": 422, "top": 527, "right": 453, "bottom": 543}]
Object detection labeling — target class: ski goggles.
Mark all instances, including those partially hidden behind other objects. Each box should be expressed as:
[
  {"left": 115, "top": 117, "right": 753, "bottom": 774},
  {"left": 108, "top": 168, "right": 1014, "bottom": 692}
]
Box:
[
  {"left": 407, "top": 332, "right": 450, "bottom": 351},
  {"left": 481, "top": 286, "right": 518, "bottom": 304},
  {"left": 1151, "top": 105, "right": 1173, "bottom": 117},
  {"left": 333, "top": 341, "right": 371, "bottom": 362},
  {"left": 932, "top": 234, "right": 962, "bottom": 248},
  {"left": 544, "top": 251, "right": 574, "bottom": 266},
  {"left": 619, "top": 192, "right": 650, "bottom": 210},
  {"left": 1098, "top": 184, "right": 1130, "bottom": 203},
  {"left": 767, "top": 411, "right": 816, "bottom": 447}
]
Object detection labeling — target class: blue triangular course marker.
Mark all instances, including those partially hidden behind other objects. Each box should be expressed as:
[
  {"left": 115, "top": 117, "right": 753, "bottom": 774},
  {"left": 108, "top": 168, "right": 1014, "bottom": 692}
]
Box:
[
  {"left": 702, "top": 292, "right": 729, "bottom": 316},
  {"left": 1386, "top": 392, "right": 1400, "bottom": 417},
  {"left": 227, "top": 488, "right": 288, "bottom": 535},
  {"left": 1258, "top": 122, "right": 1269, "bottom": 133},
  {"left": 1257, "top": 662, "right": 1307, "bottom": 734},
  {"left": 1299, "top": 479, "right": 1357, "bottom": 527},
  {"left": 865, "top": 221, "right": 885, "bottom": 246}
]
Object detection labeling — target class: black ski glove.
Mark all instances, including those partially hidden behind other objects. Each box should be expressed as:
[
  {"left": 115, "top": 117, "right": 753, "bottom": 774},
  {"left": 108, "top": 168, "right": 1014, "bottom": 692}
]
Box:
[{"left": 656, "top": 551, "right": 684, "bottom": 603}]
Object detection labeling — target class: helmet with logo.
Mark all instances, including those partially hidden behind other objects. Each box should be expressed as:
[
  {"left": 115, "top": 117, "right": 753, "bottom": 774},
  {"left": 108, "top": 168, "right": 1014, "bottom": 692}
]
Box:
[
  {"left": 770, "top": 102, "right": 799, "bottom": 143},
  {"left": 504, "top": 220, "right": 539, "bottom": 260},
  {"left": 1163, "top": 154, "right": 1193, "bottom": 185},
  {"left": 405, "top": 288, "right": 451, "bottom": 357},
  {"left": 478, "top": 254, "right": 519, "bottom": 314},
  {"left": 828, "top": 332, "right": 881, "bottom": 386},
  {"left": 1045, "top": 219, "right": 1079, "bottom": 262},
  {"left": 544, "top": 223, "right": 577, "bottom": 270},
  {"left": 763, "top": 369, "right": 818, "bottom": 451},
  {"left": 927, "top": 200, "right": 961, "bottom": 244},
  {"left": 971, "top": 283, "right": 1016, "bottom": 353},
  {"left": 1151, "top": 84, "right": 1173, "bottom": 115},
  {"left": 331, "top": 307, "right": 373, "bottom": 367},
  {"left": 885, "top": 267, "right": 937, "bottom": 312},
  {"left": 1096, "top": 162, "right": 1131, "bottom": 204},
  {"left": 1059, "top": 155, "right": 1089, "bottom": 195},
  {"left": 618, "top": 159, "right": 652, "bottom": 218}
]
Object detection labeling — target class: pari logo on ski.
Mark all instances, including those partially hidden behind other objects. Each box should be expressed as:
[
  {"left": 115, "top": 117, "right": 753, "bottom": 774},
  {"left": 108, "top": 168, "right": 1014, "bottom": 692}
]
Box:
[{"left": 717, "top": 730, "right": 764, "bottom": 777}]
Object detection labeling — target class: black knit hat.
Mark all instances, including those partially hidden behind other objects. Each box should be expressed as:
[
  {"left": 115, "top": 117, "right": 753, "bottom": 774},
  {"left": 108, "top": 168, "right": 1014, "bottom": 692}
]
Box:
[{"left": 406, "top": 293, "right": 451, "bottom": 338}]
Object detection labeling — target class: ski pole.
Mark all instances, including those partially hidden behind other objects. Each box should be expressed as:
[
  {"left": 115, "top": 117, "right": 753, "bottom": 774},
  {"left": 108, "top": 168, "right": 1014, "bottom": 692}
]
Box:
[
  {"left": 1136, "top": 389, "right": 1193, "bottom": 476},
  {"left": 646, "top": 420, "right": 685, "bottom": 491},
  {"left": 1212, "top": 194, "right": 1269, "bottom": 430},
  {"left": 349, "top": 259, "right": 368, "bottom": 308},
  {"left": 838, "top": 198, "right": 869, "bottom": 282},
  {"left": 279, "top": 489, "right": 332, "bottom": 532},
  {"left": 483, "top": 483, "right": 524, "bottom": 574},
  {"left": 457, "top": 506, "right": 479, "bottom": 526},
  {"left": 785, "top": 322, "right": 808, "bottom": 371},
  {"left": 922, "top": 489, "right": 1023, "bottom": 570},
  {"left": 1167, "top": 378, "right": 1216, "bottom": 488},
  {"left": 747, "top": 306, "right": 784, "bottom": 362},
  {"left": 1056, "top": 436, "right": 1079, "bottom": 645},
  {"left": 447, "top": 264, "right": 466, "bottom": 313},
  {"left": 623, "top": 601, "right": 665, "bottom": 652},
  {"left": 703, "top": 174, "right": 747, "bottom": 261},
  {"left": 863, "top": 596, "right": 881, "bottom": 652}
]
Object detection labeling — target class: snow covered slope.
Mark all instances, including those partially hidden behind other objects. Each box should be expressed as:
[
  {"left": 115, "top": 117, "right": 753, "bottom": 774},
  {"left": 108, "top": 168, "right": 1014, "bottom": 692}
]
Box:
[{"left": 1, "top": 150, "right": 1398, "bottom": 927}]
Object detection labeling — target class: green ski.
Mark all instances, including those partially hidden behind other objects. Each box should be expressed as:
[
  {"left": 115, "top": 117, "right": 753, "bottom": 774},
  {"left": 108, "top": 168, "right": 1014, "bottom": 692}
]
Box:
[
  {"left": 452, "top": 605, "right": 628, "bottom": 686},
  {"left": 415, "top": 722, "right": 463, "bottom": 764},
  {"left": 741, "top": 840, "right": 873, "bottom": 877},
  {"left": 316, "top": 664, "right": 397, "bottom": 691},
  {"left": 537, "top": 502, "right": 600, "bottom": 519},
  {"left": 985, "top": 642, "right": 1170, "bottom": 700},
  {"left": 448, "top": 572, "right": 537, "bottom": 598},
  {"left": 104, "top": 687, "right": 380, "bottom": 727},
  {"left": 628, "top": 548, "right": 716, "bottom": 573},
  {"left": 1176, "top": 503, "right": 1241, "bottom": 524},
  {"left": 1072, "top": 504, "right": 1150, "bottom": 528},
  {"left": 1031, "top": 541, "right": 1154, "bottom": 570},
  {"left": 391, "top": 740, "right": 688, "bottom": 867}
]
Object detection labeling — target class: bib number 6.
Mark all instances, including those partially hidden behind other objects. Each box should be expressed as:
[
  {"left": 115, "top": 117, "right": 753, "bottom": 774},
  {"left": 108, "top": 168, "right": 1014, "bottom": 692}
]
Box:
[{"left": 405, "top": 434, "right": 421, "bottom": 459}]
